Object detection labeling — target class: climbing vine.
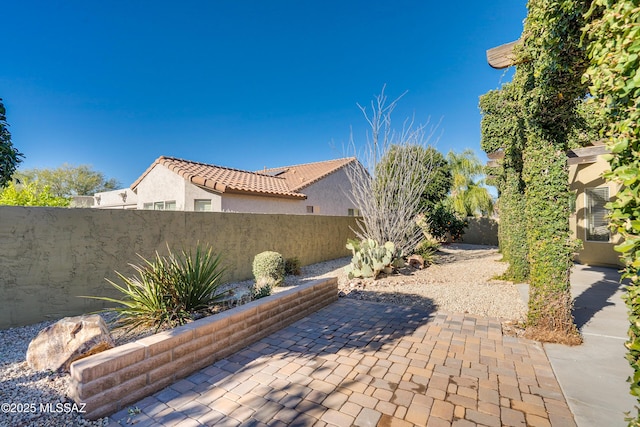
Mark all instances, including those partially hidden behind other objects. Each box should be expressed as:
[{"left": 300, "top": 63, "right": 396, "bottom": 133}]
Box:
[
  {"left": 479, "top": 82, "right": 529, "bottom": 282},
  {"left": 584, "top": 1, "right": 640, "bottom": 422},
  {"left": 517, "top": 0, "right": 592, "bottom": 343},
  {"left": 481, "top": 0, "right": 595, "bottom": 343}
]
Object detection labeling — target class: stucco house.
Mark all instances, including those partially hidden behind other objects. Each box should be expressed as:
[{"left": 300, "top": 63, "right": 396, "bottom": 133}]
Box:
[
  {"left": 567, "top": 142, "right": 622, "bottom": 267},
  {"left": 488, "top": 141, "right": 621, "bottom": 267},
  {"left": 486, "top": 41, "right": 622, "bottom": 267},
  {"left": 123, "top": 156, "right": 361, "bottom": 216},
  {"left": 90, "top": 188, "right": 138, "bottom": 209}
]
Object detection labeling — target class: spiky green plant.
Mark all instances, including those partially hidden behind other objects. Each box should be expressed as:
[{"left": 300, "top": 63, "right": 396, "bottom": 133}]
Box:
[
  {"left": 412, "top": 239, "right": 439, "bottom": 266},
  {"left": 85, "top": 244, "right": 226, "bottom": 332}
]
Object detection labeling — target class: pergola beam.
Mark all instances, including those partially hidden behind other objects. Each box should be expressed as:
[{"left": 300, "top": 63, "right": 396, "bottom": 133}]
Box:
[
  {"left": 486, "top": 142, "right": 610, "bottom": 166},
  {"left": 486, "top": 40, "right": 520, "bottom": 69}
]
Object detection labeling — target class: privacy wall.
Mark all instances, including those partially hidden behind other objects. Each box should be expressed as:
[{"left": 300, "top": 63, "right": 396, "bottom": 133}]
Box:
[
  {"left": 460, "top": 217, "right": 499, "bottom": 246},
  {"left": 0, "top": 206, "right": 357, "bottom": 329}
]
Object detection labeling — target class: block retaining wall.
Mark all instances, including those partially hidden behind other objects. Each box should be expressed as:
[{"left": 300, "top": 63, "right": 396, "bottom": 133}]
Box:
[{"left": 69, "top": 277, "right": 338, "bottom": 420}]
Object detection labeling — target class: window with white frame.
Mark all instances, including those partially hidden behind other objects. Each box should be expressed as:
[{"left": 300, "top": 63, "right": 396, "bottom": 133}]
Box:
[
  {"left": 348, "top": 208, "right": 360, "bottom": 217},
  {"left": 194, "top": 199, "right": 212, "bottom": 212},
  {"left": 585, "top": 187, "right": 610, "bottom": 242},
  {"left": 143, "top": 200, "right": 177, "bottom": 211}
]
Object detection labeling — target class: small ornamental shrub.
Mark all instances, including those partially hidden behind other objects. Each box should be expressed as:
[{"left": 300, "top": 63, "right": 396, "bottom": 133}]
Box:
[
  {"left": 86, "top": 244, "right": 227, "bottom": 332},
  {"left": 426, "top": 203, "right": 467, "bottom": 242},
  {"left": 344, "top": 238, "right": 404, "bottom": 279},
  {"left": 252, "top": 251, "right": 285, "bottom": 288},
  {"left": 251, "top": 283, "right": 273, "bottom": 300},
  {"left": 284, "top": 257, "right": 302, "bottom": 276},
  {"left": 413, "top": 239, "right": 439, "bottom": 265}
]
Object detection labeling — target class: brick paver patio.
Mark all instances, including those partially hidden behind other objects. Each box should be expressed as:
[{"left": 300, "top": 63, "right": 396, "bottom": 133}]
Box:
[{"left": 108, "top": 299, "right": 575, "bottom": 426}]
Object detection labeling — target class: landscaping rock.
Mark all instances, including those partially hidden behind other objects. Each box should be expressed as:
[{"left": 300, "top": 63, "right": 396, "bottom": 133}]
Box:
[
  {"left": 26, "top": 314, "right": 114, "bottom": 373},
  {"left": 407, "top": 254, "right": 425, "bottom": 269}
]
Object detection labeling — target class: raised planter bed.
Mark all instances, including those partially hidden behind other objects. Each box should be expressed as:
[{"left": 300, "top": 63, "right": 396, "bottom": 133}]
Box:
[{"left": 69, "top": 277, "right": 338, "bottom": 420}]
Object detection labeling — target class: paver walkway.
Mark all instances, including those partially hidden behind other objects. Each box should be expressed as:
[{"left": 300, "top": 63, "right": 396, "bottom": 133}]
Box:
[{"left": 109, "top": 299, "right": 574, "bottom": 426}]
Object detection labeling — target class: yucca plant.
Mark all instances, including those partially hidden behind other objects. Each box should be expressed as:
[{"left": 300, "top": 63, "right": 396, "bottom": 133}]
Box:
[{"left": 85, "top": 244, "right": 226, "bottom": 332}]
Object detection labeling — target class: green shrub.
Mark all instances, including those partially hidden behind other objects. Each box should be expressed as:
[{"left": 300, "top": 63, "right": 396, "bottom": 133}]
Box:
[
  {"left": 252, "top": 251, "right": 285, "bottom": 288},
  {"left": 344, "top": 238, "right": 404, "bottom": 279},
  {"left": 413, "top": 239, "right": 439, "bottom": 265},
  {"left": 284, "top": 257, "right": 301, "bottom": 276},
  {"left": 86, "top": 244, "right": 226, "bottom": 332},
  {"left": 251, "top": 283, "right": 273, "bottom": 300},
  {"left": 426, "top": 203, "right": 467, "bottom": 242}
]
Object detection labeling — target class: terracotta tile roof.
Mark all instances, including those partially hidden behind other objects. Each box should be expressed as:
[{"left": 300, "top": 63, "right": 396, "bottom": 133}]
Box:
[
  {"left": 131, "top": 156, "right": 357, "bottom": 199},
  {"left": 259, "top": 157, "right": 357, "bottom": 192}
]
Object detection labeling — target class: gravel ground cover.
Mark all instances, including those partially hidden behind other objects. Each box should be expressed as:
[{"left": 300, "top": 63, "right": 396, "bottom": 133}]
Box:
[{"left": 0, "top": 243, "right": 525, "bottom": 426}]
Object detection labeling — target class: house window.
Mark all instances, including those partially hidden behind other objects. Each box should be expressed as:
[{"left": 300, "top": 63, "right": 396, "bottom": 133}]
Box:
[
  {"left": 585, "top": 187, "right": 610, "bottom": 242},
  {"left": 306, "top": 206, "right": 314, "bottom": 214},
  {"left": 144, "top": 201, "right": 176, "bottom": 210},
  {"left": 195, "top": 199, "right": 212, "bottom": 212},
  {"left": 348, "top": 208, "right": 360, "bottom": 217}
]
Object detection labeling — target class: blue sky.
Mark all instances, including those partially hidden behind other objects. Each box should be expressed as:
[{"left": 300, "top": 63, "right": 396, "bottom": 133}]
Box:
[{"left": 2, "top": 1, "right": 525, "bottom": 189}]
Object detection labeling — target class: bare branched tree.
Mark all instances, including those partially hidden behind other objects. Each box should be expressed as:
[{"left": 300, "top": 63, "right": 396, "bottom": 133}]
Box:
[{"left": 345, "top": 88, "right": 439, "bottom": 256}]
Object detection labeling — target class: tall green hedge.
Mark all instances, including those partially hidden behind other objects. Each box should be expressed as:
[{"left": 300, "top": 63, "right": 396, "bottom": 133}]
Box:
[
  {"left": 517, "top": 0, "right": 592, "bottom": 342},
  {"left": 584, "top": 1, "right": 640, "bottom": 422},
  {"left": 481, "top": 1, "right": 594, "bottom": 342},
  {"left": 479, "top": 83, "right": 529, "bottom": 282}
]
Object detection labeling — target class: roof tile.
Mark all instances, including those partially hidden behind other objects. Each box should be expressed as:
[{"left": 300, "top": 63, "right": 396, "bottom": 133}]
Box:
[{"left": 131, "top": 156, "right": 356, "bottom": 199}]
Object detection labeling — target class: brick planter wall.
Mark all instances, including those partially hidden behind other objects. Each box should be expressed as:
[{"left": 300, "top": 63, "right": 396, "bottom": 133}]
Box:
[{"left": 69, "top": 277, "right": 338, "bottom": 420}]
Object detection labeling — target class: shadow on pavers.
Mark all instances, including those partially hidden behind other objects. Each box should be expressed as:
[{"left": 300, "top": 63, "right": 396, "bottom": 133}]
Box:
[{"left": 113, "top": 296, "right": 438, "bottom": 425}]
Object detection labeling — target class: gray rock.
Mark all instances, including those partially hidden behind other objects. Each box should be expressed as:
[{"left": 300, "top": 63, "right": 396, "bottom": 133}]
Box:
[{"left": 26, "top": 314, "right": 114, "bottom": 372}]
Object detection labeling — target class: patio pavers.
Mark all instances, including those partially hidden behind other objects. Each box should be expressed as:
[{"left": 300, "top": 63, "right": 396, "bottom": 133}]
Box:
[{"left": 108, "top": 299, "right": 575, "bottom": 426}]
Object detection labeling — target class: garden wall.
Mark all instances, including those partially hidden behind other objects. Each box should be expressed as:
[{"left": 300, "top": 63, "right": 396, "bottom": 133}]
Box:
[
  {"left": 69, "top": 277, "right": 338, "bottom": 420},
  {"left": 461, "top": 217, "right": 499, "bottom": 246},
  {"left": 0, "top": 206, "right": 357, "bottom": 329}
]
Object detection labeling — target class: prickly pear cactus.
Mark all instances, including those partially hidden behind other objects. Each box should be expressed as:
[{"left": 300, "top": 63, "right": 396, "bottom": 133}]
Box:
[{"left": 344, "top": 239, "right": 403, "bottom": 279}]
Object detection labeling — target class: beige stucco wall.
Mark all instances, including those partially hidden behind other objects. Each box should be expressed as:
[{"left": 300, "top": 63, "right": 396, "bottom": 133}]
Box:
[
  {"left": 461, "top": 217, "right": 499, "bottom": 246},
  {"left": 93, "top": 188, "right": 138, "bottom": 209},
  {"left": 136, "top": 164, "right": 187, "bottom": 210},
  {"left": 221, "top": 193, "right": 303, "bottom": 214},
  {"left": 303, "top": 168, "right": 359, "bottom": 216},
  {"left": 185, "top": 178, "right": 223, "bottom": 212},
  {"left": 0, "top": 206, "right": 357, "bottom": 329},
  {"left": 569, "top": 156, "right": 622, "bottom": 267}
]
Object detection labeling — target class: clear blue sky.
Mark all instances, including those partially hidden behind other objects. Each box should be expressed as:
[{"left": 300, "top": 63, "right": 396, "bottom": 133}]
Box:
[{"left": 2, "top": 1, "right": 526, "bottom": 189}]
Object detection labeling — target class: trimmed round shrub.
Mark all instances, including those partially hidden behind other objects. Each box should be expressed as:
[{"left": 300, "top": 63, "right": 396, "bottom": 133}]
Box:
[{"left": 252, "top": 251, "right": 285, "bottom": 288}]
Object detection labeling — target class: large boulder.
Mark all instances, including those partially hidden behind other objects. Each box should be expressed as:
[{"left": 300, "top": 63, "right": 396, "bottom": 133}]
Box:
[{"left": 26, "top": 314, "right": 114, "bottom": 373}]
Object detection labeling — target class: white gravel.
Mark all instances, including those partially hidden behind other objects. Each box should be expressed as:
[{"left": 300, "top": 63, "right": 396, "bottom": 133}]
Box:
[
  {"left": 0, "top": 243, "right": 525, "bottom": 426},
  {"left": 337, "top": 243, "right": 527, "bottom": 321}
]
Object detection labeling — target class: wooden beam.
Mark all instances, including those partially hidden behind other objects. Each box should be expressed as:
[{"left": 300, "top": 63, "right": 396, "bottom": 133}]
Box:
[
  {"left": 487, "top": 150, "right": 505, "bottom": 160},
  {"left": 567, "top": 144, "right": 610, "bottom": 159},
  {"left": 486, "top": 143, "right": 611, "bottom": 167},
  {"left": 487, "top": 40, "right": 520, "bottom": 69},
  {"left": 567, "top": 156, "right": 599, "bottom": 166}
]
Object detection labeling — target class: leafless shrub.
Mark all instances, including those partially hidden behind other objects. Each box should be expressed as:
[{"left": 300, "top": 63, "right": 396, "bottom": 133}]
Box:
[{"left": 345, "top": 88, "right": 440, "bottom": 256}]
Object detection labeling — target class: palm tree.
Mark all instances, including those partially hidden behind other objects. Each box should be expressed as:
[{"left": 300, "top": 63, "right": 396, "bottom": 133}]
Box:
[{"left": 446, "top": 149, "right": 494, "bottom": 217}]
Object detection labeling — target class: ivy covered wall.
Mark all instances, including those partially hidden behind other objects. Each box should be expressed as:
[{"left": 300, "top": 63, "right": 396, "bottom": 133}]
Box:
[{"left": 584, "top": 1, "right": 640, "bottom": 423}]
